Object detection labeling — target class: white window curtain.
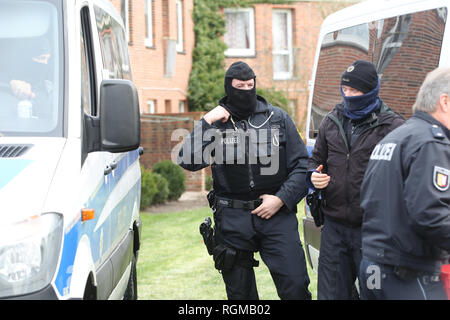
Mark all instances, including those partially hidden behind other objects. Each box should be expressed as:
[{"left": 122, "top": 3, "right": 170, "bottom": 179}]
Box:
[
  {"left": 224, "top": 8, "right": 255, "bottom": 57},
  {"left": 145, "top": 0, "right": 153, "bottom": 47},
  {"left": 273, "top": 9, "right": 293, "bottom": 79},
  {"left": 176, "top": 0, "right": 184, "bottom": 52}
]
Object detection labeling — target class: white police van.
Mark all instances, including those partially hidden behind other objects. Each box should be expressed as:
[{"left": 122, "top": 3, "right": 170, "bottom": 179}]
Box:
[
  {"left": 0, "top": 0, "right": 142, "bottom": 299},
  {"left": 304, "top": 0, "right": 450, "bottom": 272}
]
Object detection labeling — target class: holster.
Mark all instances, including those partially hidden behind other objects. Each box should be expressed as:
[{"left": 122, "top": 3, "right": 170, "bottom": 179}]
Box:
[
  {"left": 212, "top": 244, "right": 237, "bottom": 272},
  {"left": 306, "top": 190, "right": 324, "bottom": 227},
  {"left": 203, "top": 189, "right": 259, "bottom": 272},
  {"left": 212, "top": 244, "right": 259, "bottom": 272},
  {"left": 199, "top": 217, "right": 216, "bottom": 256},
  {"left": 207, "top": 190, "right": 216, "bottom": 211}
]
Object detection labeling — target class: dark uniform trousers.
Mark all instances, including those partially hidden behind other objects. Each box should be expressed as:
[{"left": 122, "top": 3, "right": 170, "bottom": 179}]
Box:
[
  {"left": 317, "top": 216, "right": 362, "bottom": 300},
  {"left": 215, "top": 204, "right": 311, "bottom": 300},
  {"left": 359, "top": 258, "right": 448, "bottom": 300}
]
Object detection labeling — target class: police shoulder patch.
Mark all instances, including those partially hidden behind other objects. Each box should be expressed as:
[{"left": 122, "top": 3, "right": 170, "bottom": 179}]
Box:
[{"left": 433, "top": 166, "right": 450, "bottom": 191}]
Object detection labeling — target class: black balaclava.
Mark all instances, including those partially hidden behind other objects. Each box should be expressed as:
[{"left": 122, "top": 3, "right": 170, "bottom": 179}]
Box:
[{"left": 222, "top": 61, "right": 257, "bottom": 120}]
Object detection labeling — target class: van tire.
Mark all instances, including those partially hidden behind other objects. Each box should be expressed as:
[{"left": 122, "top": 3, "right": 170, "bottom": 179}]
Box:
[{"left": 123, "top": 255, "right": 137, "bottom": 300}]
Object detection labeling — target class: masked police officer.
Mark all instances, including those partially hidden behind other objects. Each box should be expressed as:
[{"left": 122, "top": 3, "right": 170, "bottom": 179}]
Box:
[
  {"left": 178, "top": 61, "right": 311, "bottom": 300},
  {"left": 359, "top": 67, "right": 450, "bottom": 300}
]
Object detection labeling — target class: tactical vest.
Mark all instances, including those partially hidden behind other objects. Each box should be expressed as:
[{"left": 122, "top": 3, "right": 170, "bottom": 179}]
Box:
[{"left": 211, "top": 105, "right": 287, "bottom": 200}]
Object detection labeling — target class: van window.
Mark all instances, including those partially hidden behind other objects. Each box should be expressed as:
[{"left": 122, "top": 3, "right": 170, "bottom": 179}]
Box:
[
  {"left": 309, "top": 8, "right": 447, "bottom": 139},
  {"left": 0, "top": 0, "right": 63, "bottom": 137},
  {"left": 94, "top": 6, "right": 132, "bottom": 80}
]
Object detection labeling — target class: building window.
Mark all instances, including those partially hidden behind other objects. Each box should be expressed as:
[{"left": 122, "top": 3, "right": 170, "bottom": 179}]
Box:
[
  {"left": 272, "top": 9, "right": 293, "bottom": 80},
  {"left": 121, "top": 0, "right": 130, "bottom": 43},
  {"left": 145, "top": 0, "right": 154, "bottom": 47},
  {"left": 224, "top": 8, "right": 255, "bottom": 57},
  {"left": 147, "top": 100, "right": 156, "bottom": 114},
  {"left": 179, "top": 100, "right": 185, "bottom": 113},
  {"left": 176, "top": 0, "right": 184, "bottom": 52}
]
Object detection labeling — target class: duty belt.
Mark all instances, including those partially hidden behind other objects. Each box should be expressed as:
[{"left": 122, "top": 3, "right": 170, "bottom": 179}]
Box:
[
  {"left": 215, "top": 196, "right": 263, "bottom": 210},
  {"left": 393, "top": 266, "right": 441, "bottom": 284}
]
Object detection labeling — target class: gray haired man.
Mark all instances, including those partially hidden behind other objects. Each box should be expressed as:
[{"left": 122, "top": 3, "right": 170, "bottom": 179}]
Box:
[{"left": 359, "top": 67, "right": 450, "bottom": 300}]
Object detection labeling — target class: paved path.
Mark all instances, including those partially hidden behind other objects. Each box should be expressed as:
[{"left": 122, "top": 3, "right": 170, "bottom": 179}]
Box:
[{"left": 143, "top": 191, "right": 209, "bottom": 214}]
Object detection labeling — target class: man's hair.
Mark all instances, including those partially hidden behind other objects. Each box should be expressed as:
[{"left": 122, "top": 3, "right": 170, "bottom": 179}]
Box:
[{"left": 413, "top": 68, "right": 450, "bottom": 113}]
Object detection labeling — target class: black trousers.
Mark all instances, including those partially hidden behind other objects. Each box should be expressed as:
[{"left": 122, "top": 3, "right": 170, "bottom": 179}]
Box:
[
  {"left": 214, "top": 205, "right": 311, "bottom": 300},
  {"left": 359, "top": 258, "right": 448, "bottom": 300},
  {"left": 317, "top": 216, "right": 362, "bottom": 300}
]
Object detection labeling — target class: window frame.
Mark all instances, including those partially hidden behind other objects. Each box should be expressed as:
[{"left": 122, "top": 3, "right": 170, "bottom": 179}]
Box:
[
  {"left": 178, "top": 100, "right": 185, "bottom": 113},
  {"left": 272, "top": 9, "right": 293, "bottom": 80},
  {"left": 80, "top": 6, "right": 97, "bottom": 116},
  {"left": 147, "top": 100, "right": 156, "bottom": 114},
  {"left": 224, "top": 7, "right": 256, "bottom": 57},
  {"left": 176, "top": 0, "right": 184, "bottom": 52},
  {"left": 121, "top": 0, "right": 130, "bottom": 43},
  {"left": 145, "top": 0, "right": 153, "bottom": 47}
]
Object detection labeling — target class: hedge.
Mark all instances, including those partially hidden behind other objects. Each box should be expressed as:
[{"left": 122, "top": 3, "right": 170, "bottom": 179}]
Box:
[
  {"left": 140, "top": 166, "right": 169, "bottom": 208},
  {"left": 152, "top": 160, "right": 186, "bottom": 201}
]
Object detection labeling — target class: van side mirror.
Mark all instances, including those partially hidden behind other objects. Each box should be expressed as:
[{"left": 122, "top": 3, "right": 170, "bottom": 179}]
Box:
[{"left": 84, "top": 79, "right": 140, "bottom": 154}]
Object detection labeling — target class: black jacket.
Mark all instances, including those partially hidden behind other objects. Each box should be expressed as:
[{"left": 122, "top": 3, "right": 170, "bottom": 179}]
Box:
[
  {"left": 361, "top": 112, "right": 450, "bottom": 274},
  {"left": 178, "top": 96, "right": 309, "bottom": 213},
  {"left": 307, "top": 101, "right": 405, "bottom": 226}
]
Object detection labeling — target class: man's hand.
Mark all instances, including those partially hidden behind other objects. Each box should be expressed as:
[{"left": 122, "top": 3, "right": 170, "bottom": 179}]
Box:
[
  {"left": 203, "top": 105, "right": 230, "bottom": 125},
  {"left": 251, "top": 194, "right": 284, "bottom": 220},
  {"left": 10, "top": 80, "right": 35, "bottom": 99},
  {"left": 311, "top": 164, "right": 330, "bottom": 189}
]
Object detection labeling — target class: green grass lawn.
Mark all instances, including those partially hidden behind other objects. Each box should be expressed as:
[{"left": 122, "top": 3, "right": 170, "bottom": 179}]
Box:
[{"left": 137, "top": 202, "right": 317, "bottom": 300}]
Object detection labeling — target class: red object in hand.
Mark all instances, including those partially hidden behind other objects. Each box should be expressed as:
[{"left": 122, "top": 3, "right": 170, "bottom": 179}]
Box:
[{"left": 441, "top": 264, "right": 450, "bottom": 300}]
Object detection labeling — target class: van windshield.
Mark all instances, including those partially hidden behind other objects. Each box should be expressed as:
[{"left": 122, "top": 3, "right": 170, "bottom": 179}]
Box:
[{"left": 0, "top": 0, "right": 63, "bottom": 137}]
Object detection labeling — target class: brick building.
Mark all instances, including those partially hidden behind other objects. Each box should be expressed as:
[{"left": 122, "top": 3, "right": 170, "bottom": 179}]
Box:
[
  {"left": 222, "top": 2, "right": 326, "bottom": 129},
  {"left": 109, "top": 1, "right": 356, "bottom": 191},
  {"left": 110, "top": 0, "right": 194, "bottom": 114}
]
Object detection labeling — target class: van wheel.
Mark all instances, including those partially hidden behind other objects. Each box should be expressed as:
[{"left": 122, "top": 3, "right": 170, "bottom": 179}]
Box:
[{"left": 124, "top": 255, "right": 137, "bottom": 300}]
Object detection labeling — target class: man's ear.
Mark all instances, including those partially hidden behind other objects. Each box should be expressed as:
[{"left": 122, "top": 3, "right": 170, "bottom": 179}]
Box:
[{"left": 439, "top": 93, "right": 450, "bottom": 113}]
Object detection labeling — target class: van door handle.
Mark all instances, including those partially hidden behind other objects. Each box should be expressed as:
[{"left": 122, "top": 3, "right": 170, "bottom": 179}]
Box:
[{"left": 104, "top": 161, "right": 118, "bottom": 175}]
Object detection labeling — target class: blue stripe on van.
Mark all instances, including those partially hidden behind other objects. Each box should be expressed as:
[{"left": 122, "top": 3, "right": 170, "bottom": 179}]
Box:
[
  {"left": 0, "top": 159, "right": 32, "bottom": 190},
  {"left": 54, "top": 149, "right": 141, "bottom": 297}
]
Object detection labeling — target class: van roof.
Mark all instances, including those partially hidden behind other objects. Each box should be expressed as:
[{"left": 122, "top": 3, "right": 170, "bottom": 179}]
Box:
[{"left": 323, "top": 0, "right": 448, "bottom": 31}]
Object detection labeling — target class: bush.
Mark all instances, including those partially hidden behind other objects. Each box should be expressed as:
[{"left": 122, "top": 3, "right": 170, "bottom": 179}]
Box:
[
  {"left": 205, "top": 174, "right": 213, "bottom": 191},
  {"left": 140, "top": 166, "right": 170, "bottom": 208},
  {"left": 152, "top": 160, "right": 186, "bottom": 201},
  {"left": 150, "top": 172, "right": 169, "bottom": 205},
  {"left": 141, "top": 166, "right": 155, "bottom": 208}
]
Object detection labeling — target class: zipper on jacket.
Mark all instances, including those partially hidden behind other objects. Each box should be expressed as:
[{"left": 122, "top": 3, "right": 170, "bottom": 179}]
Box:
[
  {"left": 241, "top": 120, "right": 256, "bottom": 191},
  {"left": 327, "top": 113, "right": 351, "bottom": 214}
]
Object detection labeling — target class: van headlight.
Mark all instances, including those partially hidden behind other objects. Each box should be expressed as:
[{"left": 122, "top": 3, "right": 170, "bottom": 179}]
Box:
[{"left": 0, "top": 213, "right": 63, "bottom": 298}]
